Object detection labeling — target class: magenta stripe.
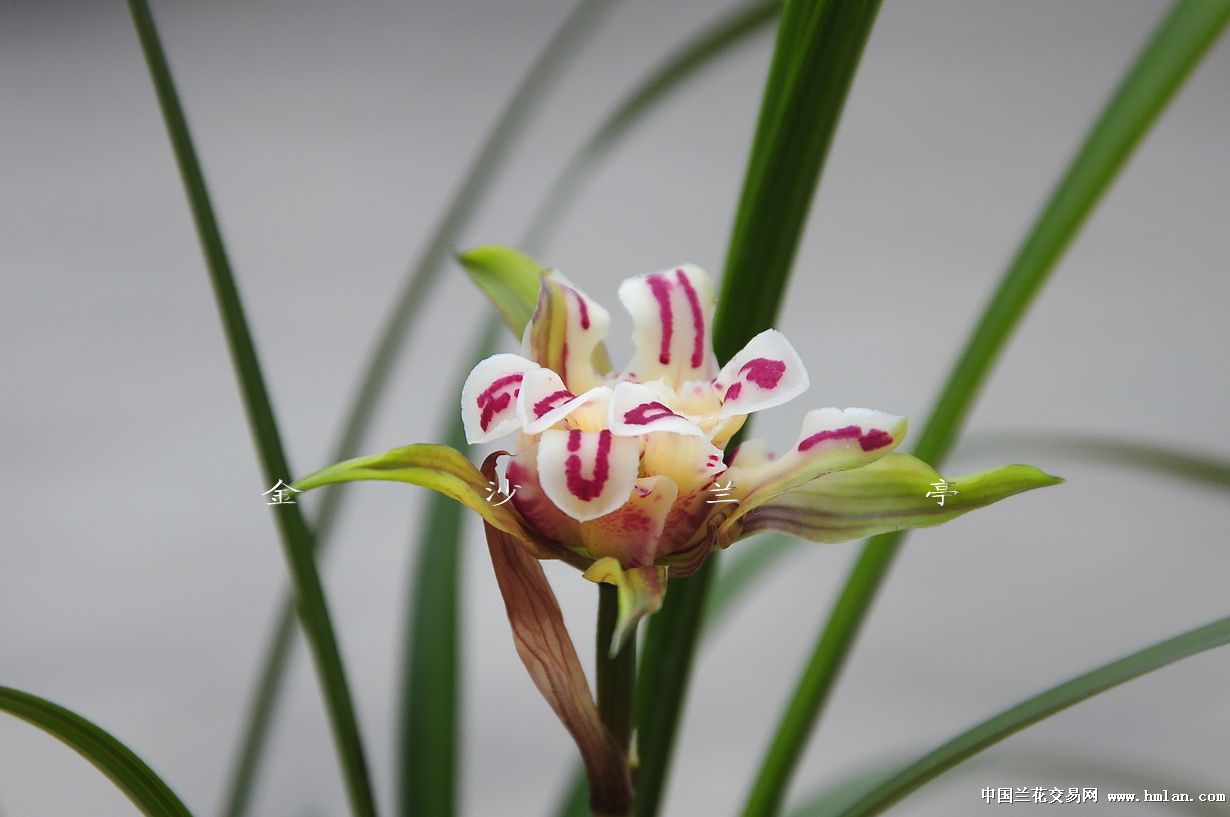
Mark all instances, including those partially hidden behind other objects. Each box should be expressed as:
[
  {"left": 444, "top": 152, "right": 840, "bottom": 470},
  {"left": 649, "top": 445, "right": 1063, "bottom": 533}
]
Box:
[
  {"left": 647, "top": 274, "right": 674, "bottom": 365},
  {"left": 675, "top": 268, "right": 705, "bottom": 369},
  {"left": 798, "top": 424, "right": 892, "bottom": 453},
  {"left": 533, "top": 389, "right": 574, "bottom": 418},
  {"left": 565, "top": 429, "right": 613, "bottom": 500}
]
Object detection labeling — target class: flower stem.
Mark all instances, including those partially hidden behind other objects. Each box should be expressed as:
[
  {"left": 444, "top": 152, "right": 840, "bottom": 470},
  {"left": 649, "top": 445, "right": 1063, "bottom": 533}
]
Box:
[{"left": 596, "top": 584, "right": 636, "bottom": 768}]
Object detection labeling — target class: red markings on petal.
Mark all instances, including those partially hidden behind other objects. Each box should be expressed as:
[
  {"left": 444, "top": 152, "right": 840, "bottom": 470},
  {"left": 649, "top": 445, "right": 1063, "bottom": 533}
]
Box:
[
  {"left": 675, "top": 268, "right": 705, "bottom": 369},
  {"left": 647, "top": 274, "right": 674, "bottom": 365},
  {"left": 477, "top": 373, "right": 524, "bottom": 431},
  {"left": 533, "top": 389, "right": 575, "bottom": 418},
  {"left": 739, "top": 357, "right": 786, "bottom": 389},
  {"left": 572, "top": 289, "right": 591, "bottom": 330},
  {"left": 565, "top": 429, "right": 613, "bottom": 500},
  {"left": 622, "top": 401, "right": 678, "bottom": 426},
  {"left": 723, "top": 382, "right": 743, "bottom": 403},
  {"left": 798, "top": 425, "right": 892, "bottom": 453},
  {"left": 857, "top": 428, "right": 893, "bottom": 451}
]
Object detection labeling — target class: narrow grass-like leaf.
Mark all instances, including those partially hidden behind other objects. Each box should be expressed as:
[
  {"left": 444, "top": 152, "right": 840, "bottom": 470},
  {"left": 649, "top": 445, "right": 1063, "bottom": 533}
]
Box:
[
  {"left": 827, "top": 616, "right": 1230, "bottom": 817},
  {"left": 0, "top": 687, "right": 194, "bottom": 817},
  {"left": 219, "top": 3, "right": 621, "bottom": 813},
  {"left": 636, "top": 4, "right": 883, "bottom": 816},
  {"left": 741, "top": 4, "right": 1230, "bottom": 815},
  {"left": 123, "top": 3, "right": 378, "bottom": 816},
  {"left": 785, "top": 748, "right": 1226, "bottom": 817},
  {"left": 397, "top": 318, "right": 501, "bottom": 817},
  {"left": 960, "top": 432, "right": 1230, "bottom": 492},
  {"left": 522, "top": 0, "right": 781, "bottom": 250},
  {"left": 705, "top": 533, "right": 804, "bottom": 631}
]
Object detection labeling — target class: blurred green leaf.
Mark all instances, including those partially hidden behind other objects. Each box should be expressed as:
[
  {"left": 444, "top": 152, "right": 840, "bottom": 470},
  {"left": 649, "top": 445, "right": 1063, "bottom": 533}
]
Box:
[
  {"left": 637, "top": 3, "right": 884, "bottom": 816},
  {"left": 124, "top": 3, "right": 377, "bottom": 816},
  {"left": 741, "top": 3, "right": 1230, "bottom": 815},
  {"left": 828, "top": 616, "right": 1230, "bottom": 817},
  {"left": 398, "top": 320, "right": 502, "bottom": 817},
  {"left": 523, "top": 0, "right": 781, "bottom": 250},
  {"left": 786, "top": 748, "right": 1226, "bottom": 817},
  {"left": 960, "top": 432, "right": 1230, "bottom": 493},
  {"left": 705, "top": 533, "right": 804, "bottom": 631},
  {"left": 219, "top": 2, "right": 622, "bottom": 814},
  {"left": 0, "top": 686, "right": 194, "bottom": 817}
]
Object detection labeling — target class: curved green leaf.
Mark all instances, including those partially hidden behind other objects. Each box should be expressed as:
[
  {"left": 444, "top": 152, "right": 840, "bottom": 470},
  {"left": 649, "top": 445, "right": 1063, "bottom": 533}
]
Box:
[
  {"left": 218, "top": 2, "right": 622, "bottom": 813},
  {"left": 829, "top": 616, "right": 1230, "bottom": 817},
  {"left": 124, "top": 4, "right": 378, "bottom": 816},
  {"left": 522, "top": 0, "right": 781, "bottom": 250},
  {"left": 741, "top": 3, "right": 1230, "bottom": 814},
  {"left": 0, "top": 686, "right": 194, "bottom": 817},
  {"left": 960, "top": 432, "right": 1230, "bottom": 493},
  {"left": 397, "top": 319, "right": 501, "bottom": 817},
  {"left": 638, "top": 3, "right": 885, "bottom": 816},
  {"left": 786, "top": 748, "right": 1226, "bottom": 817}
]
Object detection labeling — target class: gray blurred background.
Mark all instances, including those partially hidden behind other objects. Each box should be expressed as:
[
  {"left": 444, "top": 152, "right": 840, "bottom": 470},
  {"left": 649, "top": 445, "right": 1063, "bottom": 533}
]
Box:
[{"left": 2, "top": 0, "right": 1228, "bottom": 815}]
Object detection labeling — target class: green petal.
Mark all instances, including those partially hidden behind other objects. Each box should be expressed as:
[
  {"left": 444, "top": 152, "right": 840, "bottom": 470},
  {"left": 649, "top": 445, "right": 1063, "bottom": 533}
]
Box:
[
  {"left": 583, "top": 557, "right": 668, "bottom": 657},
  {"left": 292, "top": 443, "right": 554, "bottom": 559},
  {"left": 457, "top": 245, "right": 544, "bottom": 335},
  {"left": 724, "top": 453, "right": 1062, "bottom": 546}
]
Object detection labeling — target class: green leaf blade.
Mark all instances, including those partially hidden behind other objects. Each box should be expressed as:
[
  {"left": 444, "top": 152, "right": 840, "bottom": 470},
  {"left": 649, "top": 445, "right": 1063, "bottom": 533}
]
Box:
[
  {"left": 740, "top": 3, "right": 1230, "bottom": 815},
  {"left": 397, "top": 320, "right": 502, "bottom": 817},
  {"left": 832, "top": 616, "right": 1230, "bottom": 817},
  {"left": 0, "top": 686, "right": 195, "bottom": 817},
  {"left": 124, "top": 3, "right": 379, "bottom": 816},
  {"left": 218, "top": 2, "right": 622, "bottom": 812},
  {"left": 637, "top": 4, "right": 885, "bottom": 816}
]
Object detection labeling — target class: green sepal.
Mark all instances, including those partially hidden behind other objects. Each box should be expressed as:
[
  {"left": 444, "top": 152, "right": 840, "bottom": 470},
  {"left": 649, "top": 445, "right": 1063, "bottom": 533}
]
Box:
[
  {"left": 457, "top": 245, "right": 544, "bottom": 335},
  {"left": 724, "top": 453, "right": 1062, "bottom": 547},
  {"left": 583, "top": 557, "right": 668, "bottom": 657},
  {"left": 293, "top": 444, "right": 555, "bottom": 560}
]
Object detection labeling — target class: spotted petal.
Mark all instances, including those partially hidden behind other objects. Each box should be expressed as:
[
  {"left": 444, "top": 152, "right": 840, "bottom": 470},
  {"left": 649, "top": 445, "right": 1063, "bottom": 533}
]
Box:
[
  {"left": 580, "top": 476, "right": 678, "bottom": 567},
  {"left": 537, "top": 429, "right": 641, "bottom": 522},
  {"left": 725, "top": 407, "right": 908, "bottom": 516},
  {"left": 609, "top": 381, "right": 704, "bottom": 437},
  {"left": 715, "top": 329, "right": 809, "bottom": 417},
  {"left": 460, "top": 353, "right": 539, "bottom": 444},
  {"left": 619, "top": 264, "right": 718, "bottom": 386},
  {"left": 522, "top": 271, "right": 611, "bottom": 393}
]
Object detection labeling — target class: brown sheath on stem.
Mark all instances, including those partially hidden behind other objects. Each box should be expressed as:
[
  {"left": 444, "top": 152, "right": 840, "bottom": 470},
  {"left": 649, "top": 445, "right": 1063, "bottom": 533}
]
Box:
[{"left": 484, "top": 519, "right": 633, "bottom": 815}]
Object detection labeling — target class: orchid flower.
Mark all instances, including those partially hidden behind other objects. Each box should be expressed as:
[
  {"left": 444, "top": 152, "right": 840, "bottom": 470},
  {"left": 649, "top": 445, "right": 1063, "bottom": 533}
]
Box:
[{"left": 292, "top": 248, "right": 1060, "bottom": 816}]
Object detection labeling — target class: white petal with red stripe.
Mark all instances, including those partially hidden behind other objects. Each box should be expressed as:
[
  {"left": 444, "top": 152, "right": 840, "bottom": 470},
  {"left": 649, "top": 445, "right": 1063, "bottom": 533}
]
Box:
[
  {"left": 715, "top": 329, "right": 809, "bottom": 418},
  {"left": 521, "top": 271, "right": 611, "bottom": 393},
  {"left": 460, "top": 353, "right": 539, "bottom": 444},
  {"left": 619, "top": 264, "right": 717, "bottom": 386},
  {"left": 726, "top": 407, "right": 907, "bottom": 508},
  {"left": 536, "top": 428, "right": 641, "bottom": 522},
  {"left": 514, "top": 367, "right": 605, "bottom": 435},
  {"left": 608, "top": 381, "right": 703, "bottom": 437}
]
